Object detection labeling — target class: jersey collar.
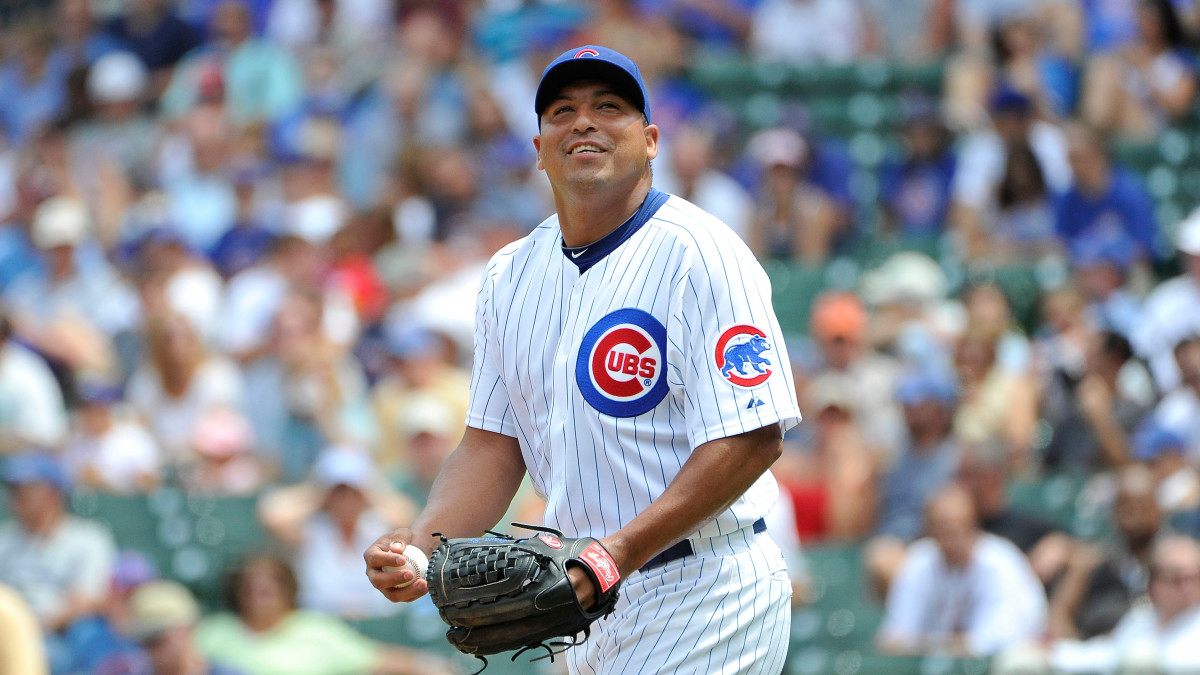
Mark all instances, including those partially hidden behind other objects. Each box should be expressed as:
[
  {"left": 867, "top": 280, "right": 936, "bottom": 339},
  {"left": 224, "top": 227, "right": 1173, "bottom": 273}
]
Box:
[{"left": 561, "top": 188, "right": 669, "bottom": 273}]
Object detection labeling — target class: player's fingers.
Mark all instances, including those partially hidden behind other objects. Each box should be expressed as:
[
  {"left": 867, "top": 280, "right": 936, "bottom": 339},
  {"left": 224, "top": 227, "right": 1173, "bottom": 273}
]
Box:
[
  {"left": 364, "top": 528, "right": 413, "bottom": 570},
  {"left": 377, "top": 578, "right": 429, "bottom": 603}
]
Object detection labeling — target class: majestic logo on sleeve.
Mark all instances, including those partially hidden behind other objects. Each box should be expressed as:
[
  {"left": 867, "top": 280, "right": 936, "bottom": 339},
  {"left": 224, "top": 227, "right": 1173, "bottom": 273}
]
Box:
[
  {"left": 714, "top": 325, "right": 774, "bottom": 388},
  {"left": 576, "top": 308, "right": 669, "bottom": 417}
]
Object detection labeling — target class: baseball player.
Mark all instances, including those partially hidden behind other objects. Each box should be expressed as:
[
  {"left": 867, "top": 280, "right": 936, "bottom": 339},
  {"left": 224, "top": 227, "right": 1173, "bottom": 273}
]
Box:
[{"left": 365, "top": 45, "right": 802, "bottom": 673}]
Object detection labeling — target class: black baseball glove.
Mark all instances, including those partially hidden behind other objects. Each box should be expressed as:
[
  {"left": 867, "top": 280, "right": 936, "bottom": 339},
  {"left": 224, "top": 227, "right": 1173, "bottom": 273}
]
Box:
[{"left": 425, "top": 523, "right": 623, "bottom": 670}]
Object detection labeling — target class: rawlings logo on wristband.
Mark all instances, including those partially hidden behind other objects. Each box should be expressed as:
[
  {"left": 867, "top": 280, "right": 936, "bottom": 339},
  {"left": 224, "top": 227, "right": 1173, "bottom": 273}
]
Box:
[{"left": 579, "top": 541, "right": 620, "bottom": 592}]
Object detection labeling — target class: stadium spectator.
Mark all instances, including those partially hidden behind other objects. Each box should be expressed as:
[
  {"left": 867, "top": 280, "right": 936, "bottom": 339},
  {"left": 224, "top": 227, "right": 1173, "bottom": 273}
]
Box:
[
  {"left": 957, "top": 439, "right": 1075, "bottom": 586},
  {"left": 746, "top": 126, "right": 855, "bottom": 263},
  {"left": 1040, "top": 329, "right": 1151, "bottom": 471},
  {"left": 775, "top": 372, "right": 878, "bottom": 543},
  {"left": 794, "top": 291, "right": 905, "bottom": 456},
  {"left": 195, "top": 553, "right": 454, "bottom": 674},
  {"left": 103, "top": 0, "right": 202, "bottom": 90},
  {"left": 998, "top": 534, "right": 1200, "bottom": 674},
  {"left": 160, "top": 0, "right": 303, "bottom": 126},
  {"left": 0, "top": 307, "right": 69, "bottom": 453},
  {"left": 126, "top": 310, "right": 245, "bottom": 462},
  {"left": 61, "top": 379, "right": 163, "bottom": 493},
  {"left": 750, "top": 0, "right": 872, "bottom": 65},
  {"left": 0, "top": 582, "right": 48, "bottom": 674},
  {"left": 259, "top": 444, "right": 414, "bottom": 619},
  {"left": 1151, "top": 334, "right": 1200, "bottom": 457},
  {"left": 179, "top": 405, "right": 269, "bottom": 495},
  {"left": 5, "top": 195, "right": 139, "bottom": 382},
  {"left": 0, "top": 452, "right": 117, "bottom": 675},
  {"left": 123, "top": 580, "right": 248, "bottom": 675},
  {"left": 862, "top": 366, "right": 962, "bottom": 596},
  {"left": 1068, "top": 228, "right": 1142, "bottom": 339},
  {"left": 1055, "top": 122, "right": 1158, "bottom": 262},
  {"left": 990, "top": 142, "right": 1061, "bottom": 259},
  {"left": 0, "top": 21, "right": 71, "bottom": 147},
  {"left": 656, "top": 122, "right": 755, "bottom": 240},
  {"left": 861, "top": 251, "right": 960, "bottom": 365},
  {"left": 878, "top": 96, "right": 957, "bottom": 241},
  {"left": 953, "top": 325, "right": 1039, "bottom": 469},
  {"left": 240, "top": 288, "right": 373, "bottom": 482},
  {"left": 951, "top": 87, "right": 1072, "bottom": 260},
  {"left": 1047, "top": 464, "right": 1163, "bottom": 639},
  {"left": 1130, "top": 417, "right": 1200, "bottom": 515},
  {"left": 52, "top": 0, "right": 123, "bottom": 68},
  {"left": 876, "top": 483, "right": 1048, "bottom": 657},
  {"left": 1081, "top": 0, "right": 1198, "bottom": 140},
  {"left": 1132, "top": 208, "right": 1200, "bottom": 392},
  {"left": 69, "top": 50, "right": 159, "bottom": 192}
]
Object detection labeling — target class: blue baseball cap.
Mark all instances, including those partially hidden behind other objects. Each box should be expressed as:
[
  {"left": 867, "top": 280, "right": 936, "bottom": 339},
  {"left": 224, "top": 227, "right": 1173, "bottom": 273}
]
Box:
[
  {"left": 2, "top": 452, "right": 70, "bottom": 493},
  {"left": 535, "top": 45, "right": 650, "bottom": 123},
  {"left": 895, "top": 368, "right": 959, "bottom": 406},
  {"left": 1131, "top": 418, "right": 1187, "bottom": 461}
]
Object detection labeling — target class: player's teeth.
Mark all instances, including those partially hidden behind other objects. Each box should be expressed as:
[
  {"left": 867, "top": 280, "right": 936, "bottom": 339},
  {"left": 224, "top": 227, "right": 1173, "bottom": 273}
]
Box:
[{"left": 571, "top": 145, "right": 602, "bottom": 154}]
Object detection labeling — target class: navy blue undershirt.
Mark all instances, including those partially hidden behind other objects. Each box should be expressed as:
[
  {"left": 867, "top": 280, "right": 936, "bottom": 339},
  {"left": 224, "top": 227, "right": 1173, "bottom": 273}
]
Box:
[{"left": 561, "top": 188, "right": 669, "bottom": 273}]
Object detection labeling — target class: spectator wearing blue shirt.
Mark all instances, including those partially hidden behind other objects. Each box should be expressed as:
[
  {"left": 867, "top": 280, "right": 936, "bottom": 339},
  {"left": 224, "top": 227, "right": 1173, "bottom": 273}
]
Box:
[
  {"left": 105, "top": 0, "right": 201, "bottom": 78},
  {"left": 1055, "top": 123, "right": 1159, "bottom": 261},
  {"left": 879, "top": 99, "right": 957, "bottom": 240},
  {"left": 0, "top": 23, "right": 72, "bottom": 147}
]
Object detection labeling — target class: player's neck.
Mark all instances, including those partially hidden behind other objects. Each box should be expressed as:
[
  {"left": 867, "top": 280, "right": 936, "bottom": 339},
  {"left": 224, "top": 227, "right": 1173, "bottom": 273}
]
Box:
[{"left": 555, "top": 177, "right": 652, "bottom": 248}]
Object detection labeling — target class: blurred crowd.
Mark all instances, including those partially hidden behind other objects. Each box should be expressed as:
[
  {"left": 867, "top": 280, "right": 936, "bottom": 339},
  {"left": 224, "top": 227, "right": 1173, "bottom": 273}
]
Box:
[{"left": 2, "top": 0, "right": 1200, "bottom": 673}]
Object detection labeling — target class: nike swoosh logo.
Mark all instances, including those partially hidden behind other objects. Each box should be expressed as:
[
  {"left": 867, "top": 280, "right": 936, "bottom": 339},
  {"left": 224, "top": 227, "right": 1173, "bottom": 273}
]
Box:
[{"left": 570, "top": 248, "right": 588, "bottom": 258}]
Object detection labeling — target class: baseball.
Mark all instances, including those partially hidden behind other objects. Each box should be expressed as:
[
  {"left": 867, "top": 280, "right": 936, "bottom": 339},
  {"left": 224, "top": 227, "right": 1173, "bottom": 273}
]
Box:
[{"left": 382, "top": 545, "right": 429, "bottom": 589}]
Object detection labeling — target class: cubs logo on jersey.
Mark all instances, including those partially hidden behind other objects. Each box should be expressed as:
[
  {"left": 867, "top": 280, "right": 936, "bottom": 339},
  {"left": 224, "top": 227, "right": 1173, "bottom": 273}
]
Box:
[
  {"left": 576, "top": 308, "right": 668, "bottom": 418},
  {"left": 714, "top": 324, "right": 774, "bottom": 388}
]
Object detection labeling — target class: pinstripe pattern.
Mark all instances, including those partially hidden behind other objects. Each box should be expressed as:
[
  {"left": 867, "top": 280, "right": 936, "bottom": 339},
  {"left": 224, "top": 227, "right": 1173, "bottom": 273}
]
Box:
[
  {"left": 463, "top": 192, "right": 800, "bottom": 670},
  {"left": 569, "top": 532, "right": 793, "bottom": 674}
]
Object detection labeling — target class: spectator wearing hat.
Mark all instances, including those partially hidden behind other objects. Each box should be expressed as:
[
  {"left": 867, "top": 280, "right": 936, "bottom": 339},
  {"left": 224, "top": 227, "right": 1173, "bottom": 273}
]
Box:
[
  {"left": 795, "top": 290, "right": 905, "bottom": 458},
  {"left": 1150, "top": 335, "right": 1200, "bottom": 460},
  {"left": 746, "top": 126, "right": 849, "bottom": 263},
  {"left": 878, "top": 95, "right": 958, "bottom": 241},
  {"left": 103, "top": 0, "right": 201, "bottom": 82},
  {"left": 860, "top": 251, "right": 960, "bottom": 363},
  {"left": 951, "top": 86, "right": 1072, "bottom": 260},
  {"left": 1040, "top": 329, "right": 1152, "bottom": 472},
  {"left": 179, "top": 405, "right": 269, "bottom": 496},
  {"left": 0, "top": 452, "right": 118, "bottom": 674},
  {"left": 260, "top": 445, "right": 416, "bottom": 619},
  {"left": 1131, "top": 417, "right": 1200, "bottom": 516},
  {"left": 864, "top": 366, "right": 963, "bottom": 598},
  {"left": 1133, "top": 208, "right": 1200, "bottom": 392},
  {"left": 61, "top": 378, "right": 163, "bottom": 493},
  {"left": 0, "top": 307, "right": 69, "bottom": 453},
  {"left": 122, "top": 580, "right": 247, "bottom": 675},
  {"left": 876, "top": 483, "right": 1048, "bottom": 657},
  {"left": 1069, "top": 228, "right": 1142, "bottom": 339},
  {"left": 1055, "top": 123, "right": 1158, "bottom": 264},
  {"left": 69, "top": 50, "right": 159, "bottom": 189},
  {"left": 774, "top": 371, "right": 878, "bottom": 543},
  {"left": 5, "top": 195, "right": 140, "bottom": 382}
]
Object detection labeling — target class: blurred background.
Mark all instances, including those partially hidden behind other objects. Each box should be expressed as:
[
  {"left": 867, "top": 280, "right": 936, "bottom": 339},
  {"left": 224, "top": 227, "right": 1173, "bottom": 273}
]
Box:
[{"left": 4, "top": 0, "right": 1200, "bottom": 673}]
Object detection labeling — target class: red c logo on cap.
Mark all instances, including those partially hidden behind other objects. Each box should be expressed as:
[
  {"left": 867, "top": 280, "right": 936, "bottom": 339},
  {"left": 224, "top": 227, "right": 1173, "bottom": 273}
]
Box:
[{"left": 574, "top": 48, "right": 600, "bottom": 58}]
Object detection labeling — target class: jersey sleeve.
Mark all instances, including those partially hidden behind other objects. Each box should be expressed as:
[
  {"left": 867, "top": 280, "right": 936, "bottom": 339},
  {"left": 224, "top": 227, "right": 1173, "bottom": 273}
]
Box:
[
  {"left": 670, "top": 229, "right": 803, "bottom": 449},
  {"left": 465, "top": 260, "right": 516, "bottom": 437}
]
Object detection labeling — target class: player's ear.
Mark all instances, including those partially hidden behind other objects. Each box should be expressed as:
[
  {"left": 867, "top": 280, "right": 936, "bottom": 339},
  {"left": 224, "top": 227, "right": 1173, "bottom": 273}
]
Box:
[
  {"left": 644, "top": 124, "right": 659, "bottom": 161},
  {"left": 533, "top": 135, "right": 545, "bottom": 171}
]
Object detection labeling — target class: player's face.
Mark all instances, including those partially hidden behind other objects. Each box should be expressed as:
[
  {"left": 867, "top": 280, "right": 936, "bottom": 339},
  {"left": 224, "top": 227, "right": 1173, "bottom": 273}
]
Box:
[{"left": 534, "top": 80, "right": 658, "bottom": 193}]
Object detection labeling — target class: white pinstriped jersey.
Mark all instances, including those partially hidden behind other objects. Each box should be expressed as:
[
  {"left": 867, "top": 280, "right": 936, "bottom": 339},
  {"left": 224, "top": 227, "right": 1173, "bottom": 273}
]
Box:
[{"left": 466, "top": 189, "right": 802, "bottom": 542}]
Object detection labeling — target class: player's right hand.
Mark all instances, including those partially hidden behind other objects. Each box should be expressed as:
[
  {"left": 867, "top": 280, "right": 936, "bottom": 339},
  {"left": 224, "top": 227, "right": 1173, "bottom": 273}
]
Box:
[{"left": 364, "top": 527, "right": 429, "bottom": 602}]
